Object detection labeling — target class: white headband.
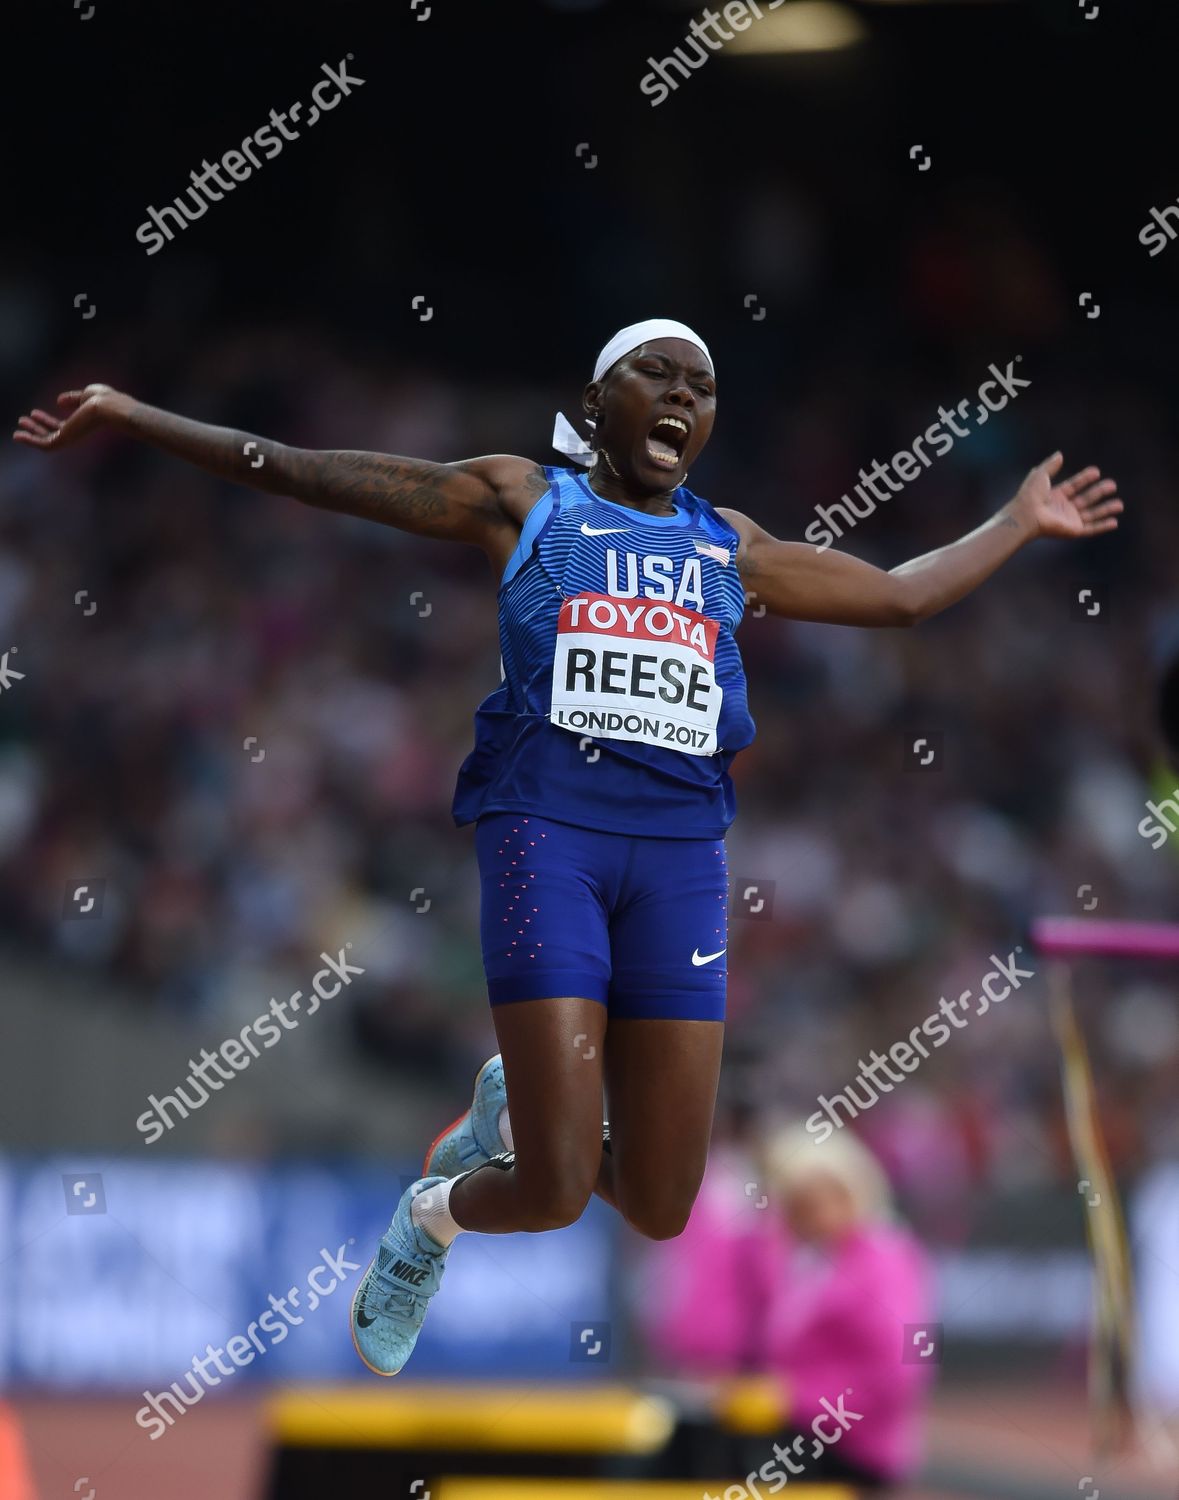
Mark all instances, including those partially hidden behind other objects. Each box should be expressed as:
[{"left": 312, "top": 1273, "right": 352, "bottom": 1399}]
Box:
[{"left": 553, "top": 318, "right": 713, "bottom": 467}]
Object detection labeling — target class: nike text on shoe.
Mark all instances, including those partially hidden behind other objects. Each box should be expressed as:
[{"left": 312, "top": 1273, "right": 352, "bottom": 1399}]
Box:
[
  {"left": 350, "top": 1175, "right": 450, "bottom": 1377},
  {"left": 424, "top": 1054, "right": 507, "bottom": 1178}
]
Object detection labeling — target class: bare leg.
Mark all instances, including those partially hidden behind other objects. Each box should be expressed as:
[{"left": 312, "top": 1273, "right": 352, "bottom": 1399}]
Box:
[
  {"left": 603, "top": 1017, "right": 724, "bottom": 1240},
  {"left": 449, "top": 996, "right": 609, "bottom": 1233},
  {"left": 447, "top": 1003, "right": 721, "bottom": 1241}
]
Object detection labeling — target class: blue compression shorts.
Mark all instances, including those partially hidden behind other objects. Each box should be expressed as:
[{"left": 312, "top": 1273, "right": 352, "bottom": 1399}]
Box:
[{"left": 475, "top": 811, "right": 728, "bottom": 1021}]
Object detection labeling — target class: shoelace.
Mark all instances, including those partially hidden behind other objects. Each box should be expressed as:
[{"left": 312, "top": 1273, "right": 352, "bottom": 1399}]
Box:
[
  {"left": 369, "top": 1268, "right": 428, "bottom": 1321},
  {"left": 365, "top": 1230, "right": 447, "bottom": 1323}
]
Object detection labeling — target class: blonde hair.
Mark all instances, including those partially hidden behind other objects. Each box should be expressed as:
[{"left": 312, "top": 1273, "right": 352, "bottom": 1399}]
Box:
[{"left": 760, "top": 1122, "right": 894, "bottom": 1224}]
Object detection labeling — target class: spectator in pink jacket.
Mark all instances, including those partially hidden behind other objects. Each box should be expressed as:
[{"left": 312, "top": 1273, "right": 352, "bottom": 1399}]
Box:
[{"left": 639, "top": 1123, "right": 935, "bottom": 1491}]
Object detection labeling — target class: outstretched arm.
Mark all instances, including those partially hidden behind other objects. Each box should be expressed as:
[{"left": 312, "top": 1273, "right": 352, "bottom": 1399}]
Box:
[
  {"left": 721, "top": 454, "right": 1122, "bottom": 627},
  {"left": 13, "top": 384, "right": 544, "bottom": 550}
]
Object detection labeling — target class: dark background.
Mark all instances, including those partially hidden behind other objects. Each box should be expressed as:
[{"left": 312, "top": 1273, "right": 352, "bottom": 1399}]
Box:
[{"left": 3, "top": 4, "right": 1179, "bottom": 1494}]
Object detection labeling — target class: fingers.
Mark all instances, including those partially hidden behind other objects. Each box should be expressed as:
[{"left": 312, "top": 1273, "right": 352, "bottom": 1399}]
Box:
[
  {"left": 15, "top": 414, "right": 57, "bottom": 440},
  {"left": 1060, "top": 465, "right": 1100, "bottom": 497},
  {"left": 1040, "top": 451, "right": 1064, "bottom": 477},
  {"left": 11, "top": 396, "right": 82, "bottom": 448},
  {"left": 1072, "top": 478, "right": 1118, "bottom": 510},
  {"left": 1083, "top": 498, "right": 1123, "bottom": 524},
  {"left": 12, "top": 408, "right": 65, "bottom": 447}
]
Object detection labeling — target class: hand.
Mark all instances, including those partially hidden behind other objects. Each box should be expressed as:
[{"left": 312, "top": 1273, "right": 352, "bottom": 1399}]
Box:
[
  {"left": 12, "top": 384, "right": 124, "bottom": 451},
  {"left": 1012, "top": 452, "right": 1123, "bottom": 540}
]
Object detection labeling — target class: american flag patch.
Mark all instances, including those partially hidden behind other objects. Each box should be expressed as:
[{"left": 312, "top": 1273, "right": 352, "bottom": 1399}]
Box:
[{"left": 693, "top": 540, "right": 730, "bottom": 567}]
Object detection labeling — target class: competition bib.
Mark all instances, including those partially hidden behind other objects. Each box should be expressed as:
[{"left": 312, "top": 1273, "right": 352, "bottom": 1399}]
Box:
[{"left": 550, "top": 592, "right": 722, "bottom": 756}]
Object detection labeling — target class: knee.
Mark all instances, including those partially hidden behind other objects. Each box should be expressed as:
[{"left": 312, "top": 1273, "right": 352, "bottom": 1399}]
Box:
[
  {"left": 618, "top": 1191, "right": 696, "bottom": 1242},
  {"left": 516, "top": 1181, "right": 594, "bottom": 1232},
  {"left": 513, "top": 1157, "right": 597, "bottom": 1232},
  {"left": 614, "top": 1158, "right": 705, "bottom": 1240}
]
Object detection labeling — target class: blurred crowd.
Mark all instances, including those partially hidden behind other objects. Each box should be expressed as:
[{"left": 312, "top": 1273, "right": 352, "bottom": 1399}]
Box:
[{"left": 1, "top": 186, "right": 1178, "bottom": 1227}]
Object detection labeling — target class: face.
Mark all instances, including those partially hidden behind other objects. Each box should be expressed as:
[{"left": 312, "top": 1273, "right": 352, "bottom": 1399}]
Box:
[
  {"left": 784, "top": 1172, "right": 859, "bottom": 1244},
  {"left": 583, "top": 337, "right": 717, "bottom": 493}
]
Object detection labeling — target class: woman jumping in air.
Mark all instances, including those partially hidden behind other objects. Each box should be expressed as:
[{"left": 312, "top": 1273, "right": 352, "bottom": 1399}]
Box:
[{"left": 14, "top": 318, "right": 1122, "bottom": 1377}]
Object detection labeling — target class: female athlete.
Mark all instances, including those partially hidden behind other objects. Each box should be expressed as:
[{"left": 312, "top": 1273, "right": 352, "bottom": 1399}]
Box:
[{"left": 13, "top": 318, "right": 1122, "bottom": 1376}]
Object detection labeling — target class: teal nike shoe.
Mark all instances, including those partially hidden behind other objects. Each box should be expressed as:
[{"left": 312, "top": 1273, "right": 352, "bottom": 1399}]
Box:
[
  {"left": 423, "top": 1054, "right": 506, "bottom": 1178},
  {"left": 350, "top": 1175, "right": 450, "bottom": 1377}
]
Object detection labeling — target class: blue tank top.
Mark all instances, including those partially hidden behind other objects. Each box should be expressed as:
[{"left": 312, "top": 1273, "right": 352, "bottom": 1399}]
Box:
[{"left": 452, "top": 465, "right": 756, "bottom": 838}]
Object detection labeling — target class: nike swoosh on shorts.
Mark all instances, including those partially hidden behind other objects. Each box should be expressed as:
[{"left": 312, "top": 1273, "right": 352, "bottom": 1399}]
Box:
[{"left": 691, "top": 947, "right": 727, "bottom": 966}]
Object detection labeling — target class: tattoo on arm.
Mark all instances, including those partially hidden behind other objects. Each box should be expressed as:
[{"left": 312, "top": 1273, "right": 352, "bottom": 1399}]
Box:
[
  {"left": 287, "top": 451, "right": 495, "bottom": 534},
  {"left": 519, "top": 464, "right": 549, "bottom": 503}
]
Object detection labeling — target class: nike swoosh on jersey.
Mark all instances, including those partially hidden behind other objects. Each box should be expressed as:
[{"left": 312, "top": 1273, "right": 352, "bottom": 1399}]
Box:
[
  {"left": 580, "top": 523, "right": 629, "bottom": 536},
  {"left": 691, "top": 947, "right": 727, "bottom": 966}
]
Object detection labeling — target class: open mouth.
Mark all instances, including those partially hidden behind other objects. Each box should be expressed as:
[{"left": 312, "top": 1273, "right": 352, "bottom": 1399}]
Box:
[{"left": 645, "top": 415, "right": 689, "bottom": 469}]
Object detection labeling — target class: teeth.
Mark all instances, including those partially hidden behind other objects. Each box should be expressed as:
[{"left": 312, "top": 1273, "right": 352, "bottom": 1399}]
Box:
[{"left": 648, "top": 415, "right": 687, "bottom": 467}]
